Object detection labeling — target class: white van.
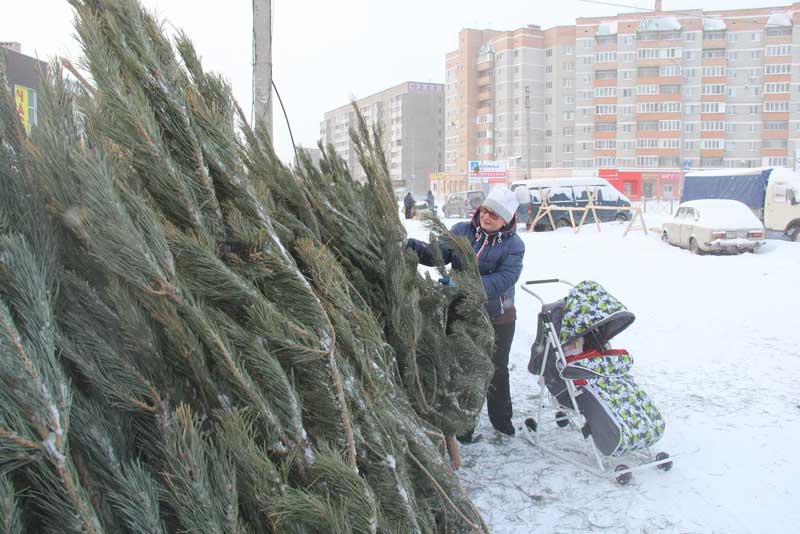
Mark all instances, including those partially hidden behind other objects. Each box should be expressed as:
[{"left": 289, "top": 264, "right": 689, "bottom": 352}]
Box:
[
  {"left": 681, "top": 167, "right": 800, "bottom": 241},
  {"left": 510, "top": 177, "right": 632, "bottom": 230}
]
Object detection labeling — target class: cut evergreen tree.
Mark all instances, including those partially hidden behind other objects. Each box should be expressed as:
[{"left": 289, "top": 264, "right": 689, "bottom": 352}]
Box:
[{"left": 0, "top": 0, "right": 495, "bottom": 532}]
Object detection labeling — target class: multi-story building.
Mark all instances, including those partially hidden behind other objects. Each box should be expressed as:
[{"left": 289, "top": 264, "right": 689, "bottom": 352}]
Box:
[
  {"left": 319, "top": 81, "right": 444, "bottom": 194},
  {"left": 444, "top": 3, "right": 800, "bottom": 198}
]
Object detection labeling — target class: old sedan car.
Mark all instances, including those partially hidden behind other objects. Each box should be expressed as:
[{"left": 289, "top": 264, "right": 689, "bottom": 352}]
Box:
[{"left": 662, "top": 199, "right": 766, "bottom": 254}]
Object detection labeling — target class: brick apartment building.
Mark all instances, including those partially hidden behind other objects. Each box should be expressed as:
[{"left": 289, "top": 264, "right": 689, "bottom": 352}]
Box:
[
  {"left": 319, "top": 81, "right": 444, "bottom": 195},
  {"left": 441, "top": 3, "right": 800, "bottom": 199}
]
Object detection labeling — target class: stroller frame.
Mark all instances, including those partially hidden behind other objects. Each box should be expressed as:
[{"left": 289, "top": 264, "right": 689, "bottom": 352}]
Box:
[{"left": 520, "top": 279, "right": 673, "bottom": 484}]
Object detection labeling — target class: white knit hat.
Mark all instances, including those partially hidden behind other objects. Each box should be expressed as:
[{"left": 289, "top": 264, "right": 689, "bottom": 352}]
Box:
[{"left": 482, "top": 185, "right": 519, "bottom": 224}]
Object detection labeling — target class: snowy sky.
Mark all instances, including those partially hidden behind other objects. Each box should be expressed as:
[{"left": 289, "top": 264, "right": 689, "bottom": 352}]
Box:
[{"left": 1, "top": 0, "right": 784, "bottom": 163}]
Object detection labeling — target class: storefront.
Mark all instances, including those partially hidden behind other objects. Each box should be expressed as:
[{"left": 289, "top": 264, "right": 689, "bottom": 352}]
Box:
[{"left": 599, "top": 169, "right": 643, "bottom": 200}]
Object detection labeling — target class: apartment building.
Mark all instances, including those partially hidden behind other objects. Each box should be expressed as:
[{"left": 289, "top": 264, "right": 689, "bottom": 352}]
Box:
[
  {"left": 444, "top": 3, "right": 800, "bottom": 198},
  {"left": 319, "top": 81, "right": 444, "bottom": 193}
]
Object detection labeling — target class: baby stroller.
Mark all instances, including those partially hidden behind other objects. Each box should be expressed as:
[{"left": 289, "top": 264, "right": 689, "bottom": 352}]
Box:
[{"left": 521, "top": 279, "right": 672, "bottom": 484}]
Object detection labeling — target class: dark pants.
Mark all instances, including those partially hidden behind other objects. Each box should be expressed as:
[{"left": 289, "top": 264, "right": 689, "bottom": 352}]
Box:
[
  {"left": 487, "top": 321, "right": 515, "bottom": 427},
  {"left": 404, "top": 206, "right": 413, "bottom": 219}
]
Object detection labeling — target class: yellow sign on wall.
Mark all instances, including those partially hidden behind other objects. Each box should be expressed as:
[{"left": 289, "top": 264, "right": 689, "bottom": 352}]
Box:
[{"left": 14, "top": 85, "right": 31, "bottom": 135}]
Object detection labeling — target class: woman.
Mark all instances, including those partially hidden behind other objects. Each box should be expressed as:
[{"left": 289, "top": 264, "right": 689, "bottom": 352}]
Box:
[{"left": 406, "top": 186, "right": 525, "bottom": 441}]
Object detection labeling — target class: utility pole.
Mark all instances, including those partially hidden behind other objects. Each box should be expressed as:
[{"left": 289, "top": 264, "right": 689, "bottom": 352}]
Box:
[{"left": 253, "top": 0, "right": 273, "bottom": 137}]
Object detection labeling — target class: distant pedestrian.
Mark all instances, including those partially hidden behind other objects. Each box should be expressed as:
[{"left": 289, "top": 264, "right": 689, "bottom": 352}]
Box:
[
  {"left": 403, "top": 192, "right": 415, "bottom": 219},
  {"left": 427, "top": 189, "right": 435, "bottom": 210}
]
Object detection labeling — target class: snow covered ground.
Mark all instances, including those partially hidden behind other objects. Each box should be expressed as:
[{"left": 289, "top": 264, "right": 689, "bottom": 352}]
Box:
[{"left": 404, "top": 211, "right": 800, "bottom": 534}]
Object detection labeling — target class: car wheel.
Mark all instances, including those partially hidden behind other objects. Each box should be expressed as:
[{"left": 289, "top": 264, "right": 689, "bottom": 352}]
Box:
[
  {"left": 661, "top": 231, "right": 669, "bottom": 244},
  {"left": 689, "top": 238, "right": 702, "bottom": 255},
  {"left": 556, "top": 218, "right": 571, "bottom": 229},
  {"left": 614, "top": 213, "right": 627, "bottom": 222},
  {"left": 790, "top": 225, "right": 800, "bottom": 242}
]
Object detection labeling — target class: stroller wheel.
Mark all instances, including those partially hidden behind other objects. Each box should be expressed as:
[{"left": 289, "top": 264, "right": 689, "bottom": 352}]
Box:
[
  {"left": 655, "top": 452, "right": 673, "bottom": 471},
  {"left": 614, "top": 464, "right": 632, "bottom": 485},
  {"left": 555, "top": 411, "right": 569, "bottom": 428},
  {"left": 524, "top": 417, "right": 537, "bottom": 432}
]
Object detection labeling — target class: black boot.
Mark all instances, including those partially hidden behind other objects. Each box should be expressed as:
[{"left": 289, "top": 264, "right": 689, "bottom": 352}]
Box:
[
  {"left": 492, "top": 419, "right": 516, "bottom": 437},
  {"left": 456, "top": 428, "right": 474, "bottom": 444}
]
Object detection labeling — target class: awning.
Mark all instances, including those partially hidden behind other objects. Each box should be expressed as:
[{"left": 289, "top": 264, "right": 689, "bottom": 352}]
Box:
[
  {"left": 767, "top": 13, "right": 792, "bottom": 27},
  {"left": 702, "top": 18, "right": 727, "bottom": 31},
  {"left": 596, "top": 21, "right": 618, "bottom": 36},
  {"left": 637, "top": 16, "right": 681, "bottom": 32}
]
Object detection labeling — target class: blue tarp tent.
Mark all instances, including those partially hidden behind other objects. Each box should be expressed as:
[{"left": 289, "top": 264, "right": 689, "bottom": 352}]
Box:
[{"left": 680, "top": 169, "right": 771, "bottom": 210}]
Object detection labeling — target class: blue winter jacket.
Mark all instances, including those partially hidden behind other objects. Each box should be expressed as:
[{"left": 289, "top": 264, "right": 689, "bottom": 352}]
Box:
[{"left": 407, "top": 210, "right": 525, "bottom": 322}]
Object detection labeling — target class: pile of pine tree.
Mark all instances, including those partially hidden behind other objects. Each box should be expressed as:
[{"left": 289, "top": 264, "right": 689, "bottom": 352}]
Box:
[{"left": 0, "top": 0, "right": 496, "bottom": 532}]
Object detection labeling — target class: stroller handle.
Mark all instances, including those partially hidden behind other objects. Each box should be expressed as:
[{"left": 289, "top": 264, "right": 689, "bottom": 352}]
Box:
[{"left": 520, "top": 279, "right": 574, "bottom": 305}]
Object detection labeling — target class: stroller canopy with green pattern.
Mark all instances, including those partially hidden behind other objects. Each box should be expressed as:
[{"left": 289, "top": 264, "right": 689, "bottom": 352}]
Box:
[{"left": 559, "top": 281, "right": 635, "bottom": 346}]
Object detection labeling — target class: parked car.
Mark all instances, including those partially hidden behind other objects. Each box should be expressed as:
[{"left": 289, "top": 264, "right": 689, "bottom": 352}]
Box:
[
  {"left": 510, "top": 178, "right": 632, "bottom": 230},
  {"left": 413, "top": 199, "right": 437, "bottom": 218},
  {"left": 661, "top": 199, "right": 766, "bottom": 255},
  {"left": 442, "top": 190, "right": 485, "bottom": 218}
]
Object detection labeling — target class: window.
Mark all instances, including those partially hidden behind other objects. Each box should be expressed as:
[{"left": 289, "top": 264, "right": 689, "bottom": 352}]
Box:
[
  {"left": 595, "top": 52, "right": 617, "bottom": 63},
  {"left": 622, "top": 88, "right": 633, "bottom": 97},
  {"left": 622, "top": 123, "right": 634, "bottom": 133},
  {"left": 595, "top": 157, "right": 617, "bottom": 167},
  {"left": 622, "top": 71, "right": 633, "bottom": 80},
  {"left": 562, "top": 111, "right": 575, "bottom": 120},
  {"left": 660, "top": 138, "right": 680, "bottom": 149},
  {"left": 726, "top": 123, "right": 736, "bottom": 134},
  {"left": 562, "top": 79, "right": 574, "bottom": 88},
  {"left": 765, "top": 64, "right": 791, "bottom": 75},
  {"left": 752, "top": 50, "right": 762, "bottom": 60},
  {"left": 562, "top": 127, "right": 574, "bottom": 136},
  {"left": 637, "top": 120, "right": 658, "bottom": 131},
  {"left": 701, "top": 121, "right": 724, "bottom": 131},
  {"left": 659, "top": 120, "right": 681, "bottom": 131},
  {"left": 622, "top": 52, "right": 635, "bottom": 63},
  {"left": 704, "top": 31, "right": 725, "bottom": 40},
  {"left": 638, "top": 47, "right": 682, "bottom": 60},
  {"left": 637, "top": 84, "right": 659, "bottom": 95},
  {"left": 702, "top": 84, "right": 725, "bottom": 95},
  {"left": 545, "top": 48, "right": 553, "bottom": 57},
  {"left": 765, "top": 82, "right": 790, "bottom": 94},
  {"left": 685, "top": 32, "right": 697, "bottom": 41},
  {"left": 595, "top": 104, "right": 616, "bottom": 115},
  {"left": 637, "top": 102, "right": 680, "bottom": 113},
  {"left": 563, "top": 95, "right": 575, "bottom": 104},
  {"left": 726, "top": 87, "right": 737, "bottom": 98},
  {"left": 752, "top": 31, "right": 761, "bottom": 42},
  {"left": 767, "top": 45, "right": 791, "bottom": 57},
  {"left": 763, "top": 138, "right": 788, "bottom": 149},
  {"left": 595, "top": 122, "right": 617, "bottom": 132},
  {"left": 582, "top": 57, "right": 593, "bottom": 65},
  {"left": 764, "top": 121, "right": 788, "bottom": 130},
  {"left": 594, "top": 87, "right": 617, "bottom": 98},
  {"left": 768, "top": 157, "right": 787, "bottom": 166},
  {"left": 636, "top": 138, "right": 658, "bottom": 149},
  {"left": 701, "top": 102, "right": 725, "bottom": 113},
  {"left": 637, "top": 156, "right": 659, "bottom": 167},
  {"left": 595, "top": 70, "right": 617, "bottom": 82},
  {"left": 595, "top": 139, "right": 616, "bottom": 150},
  {"left": 701, "top": 139, "right": 724, "bottom": 150},
  {"left": 702, "top": 49, "right": 725, "bottom": 59},
  {"left": 726, "top": 51, "right": 738, "bottom": 61},
  {"left": 685, "top": 51, "right": 698, "bottom": 60},
  {"left": 660, "top": 65, "right": 682, "bottom": 77},
  {"left": 765, "top": 101, "right": 789, "bottom": 113},
  {"left": 703, "top": 66, "right": 724, "bottom": 77}
]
